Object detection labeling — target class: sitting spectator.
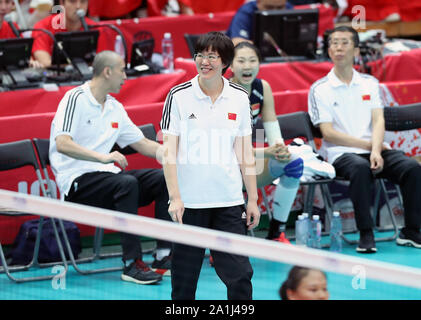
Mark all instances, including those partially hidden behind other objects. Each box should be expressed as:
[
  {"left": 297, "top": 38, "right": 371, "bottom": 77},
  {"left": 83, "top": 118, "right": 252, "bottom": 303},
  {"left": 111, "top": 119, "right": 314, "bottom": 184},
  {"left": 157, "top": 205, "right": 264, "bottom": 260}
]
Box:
[
  {"left": 280, "top": 266, "right": 329, "bottom": 300},
  {"left": 308, "top": 26, "right": 421, "bottom": 253},
  {"left": 146, "top": 0, "right": 193, "bottom": 16},
  {"left": 226, "top": 0, "right": 293, "bottom": 46},
  {"left": 32, "top": 0, "right": 109, "bottom": 68},
  {"left": 175, "top": 0, "right": 245, "bottom": 14},
  {"left": 342, "top": 0, "right": 401, "bottom": 22},
  {"left": 0, "top": 0, "right": 17, "bottom": 38},
  {"left": 27, "top": 0, "right": 54, "bottom": 28},
  {"left": 88, "top": 0, "right": 145, "bottom": 19}
]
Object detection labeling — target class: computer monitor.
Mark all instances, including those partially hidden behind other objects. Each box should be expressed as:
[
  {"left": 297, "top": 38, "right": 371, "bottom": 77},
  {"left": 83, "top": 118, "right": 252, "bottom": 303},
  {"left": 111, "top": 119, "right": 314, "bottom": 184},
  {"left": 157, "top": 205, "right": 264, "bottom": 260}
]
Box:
[
  {"left": 130, "top": 38, "right": 154, "bottom": 68},
  {"left": 0, "top": 38, "right": 33, "bottom": 69},
  {"left": 253, "top": 8, "right": 319, "bottom": 61},
  {"left": 52, "top": 30, "right": 99, "bottom": 65}
]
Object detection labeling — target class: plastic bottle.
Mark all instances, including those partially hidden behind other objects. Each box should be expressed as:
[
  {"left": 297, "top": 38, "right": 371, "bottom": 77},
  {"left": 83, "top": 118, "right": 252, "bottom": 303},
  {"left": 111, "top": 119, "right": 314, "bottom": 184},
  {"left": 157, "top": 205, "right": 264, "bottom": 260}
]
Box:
[
  {"left": 295, "top": 215, "right": 306, "bottom": 247},
  {"left": 114, "top": 35, "right": 125, "bottom": 60},
  {"left": 301, "top": 212, "right": 310, "bottom": 247},
  {"left": 309, "top": 215, "right": 322, "bottom": 249},
  {"left": 330, "top": 211, "right": 343, "bottom": 252},
  {"left": 161, "top": 32, "right": 174, "bottom": 73}
]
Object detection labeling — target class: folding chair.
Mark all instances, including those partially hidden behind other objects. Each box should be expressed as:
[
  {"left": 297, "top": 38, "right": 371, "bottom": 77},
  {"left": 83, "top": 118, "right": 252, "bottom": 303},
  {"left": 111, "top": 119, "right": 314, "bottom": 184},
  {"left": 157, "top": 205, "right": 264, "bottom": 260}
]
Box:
[
  {"left": 326, "top": 104, "right": 421, "bottom": 244},
  {"left": 184, "top": 33, "right": 201, "bottom": 58},
  {"left": 32, "top": 123, "right": 161, "bottom": 275},
  {"left": 309, "top": 111, "right": 400, "bottom": 244},
  {"left": 0, "top": 139, "right": 68, "bottom": 282},
  {"left": 32, "top": 138, "right": 123, "bottom": 275},
  {"left": 276, "top": 112, "right": 336, "bottom": 233}
]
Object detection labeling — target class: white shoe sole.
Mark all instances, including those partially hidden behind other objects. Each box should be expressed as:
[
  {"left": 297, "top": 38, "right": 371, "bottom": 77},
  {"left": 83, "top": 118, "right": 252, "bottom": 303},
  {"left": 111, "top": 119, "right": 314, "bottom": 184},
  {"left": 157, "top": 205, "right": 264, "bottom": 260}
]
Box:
[
  {"left": 396, "top": 238, "right": 421, "bottom": 248},
  {"left": 121, "top": 274, "right": 162, "bottom": 284},
  {"left": 356, "top": 247, "right": 377, "bottom": 253}
]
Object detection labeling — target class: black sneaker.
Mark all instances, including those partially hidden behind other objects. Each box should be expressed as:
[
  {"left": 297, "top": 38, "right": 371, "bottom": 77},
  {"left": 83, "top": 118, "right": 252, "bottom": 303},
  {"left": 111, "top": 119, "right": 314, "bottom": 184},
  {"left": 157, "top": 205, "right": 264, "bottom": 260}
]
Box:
[
  {"left": 356, "top": 229, "right": 377, "bottom": 253},
  {"left": 151, "top": 255, "right": 171, "bottom": 277},
  {"left": 121, "top": 259, "right": 162, "bottom": 285},
  {"left": 266, "top": 219, "right": 285, "bottom": 240},
  {"left": 396, "top": 228, "right": 421, "bottom": 248}
]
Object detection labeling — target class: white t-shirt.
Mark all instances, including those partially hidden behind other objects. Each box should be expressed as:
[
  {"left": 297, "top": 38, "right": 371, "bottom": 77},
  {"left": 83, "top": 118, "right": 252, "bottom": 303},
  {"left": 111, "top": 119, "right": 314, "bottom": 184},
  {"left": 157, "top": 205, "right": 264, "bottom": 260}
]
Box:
[
  {"left": 49, "top": 82, "right": 144, "bottom": 196},
  {"left": 308, "top": 68, "right": 389, "bottom": 164},
  {"left": 161, "top": 75, "right": 252, "bottom": 208}
]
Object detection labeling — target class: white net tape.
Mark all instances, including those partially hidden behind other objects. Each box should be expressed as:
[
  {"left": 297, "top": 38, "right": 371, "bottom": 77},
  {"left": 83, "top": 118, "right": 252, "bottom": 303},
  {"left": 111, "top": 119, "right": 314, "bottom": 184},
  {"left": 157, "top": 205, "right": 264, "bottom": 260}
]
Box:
[{"left": 1, "top": 188, "right": 421, "bottom": 290}]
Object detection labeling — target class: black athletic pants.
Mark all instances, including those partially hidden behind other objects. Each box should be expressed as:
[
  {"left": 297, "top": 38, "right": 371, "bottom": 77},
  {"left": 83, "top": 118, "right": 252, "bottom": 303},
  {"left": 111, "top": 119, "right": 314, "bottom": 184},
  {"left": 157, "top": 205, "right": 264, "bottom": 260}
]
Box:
[
  {"left": 171, "top": 205, "right": 254, "bottom": 300},
  {"left": 333, "top": 150, "right": 421, "bottom": 231},
  {"left": 65, "top": 169, "right": 171, "bottom": 263}
]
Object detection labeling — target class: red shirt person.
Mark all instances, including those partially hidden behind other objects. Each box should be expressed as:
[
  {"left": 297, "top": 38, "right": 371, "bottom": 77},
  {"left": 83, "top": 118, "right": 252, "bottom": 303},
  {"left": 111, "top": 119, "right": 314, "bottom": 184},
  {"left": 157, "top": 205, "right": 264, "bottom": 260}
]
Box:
[
  {"left": 0, "top": 0, "right": 17, "bottom": 39},
  {"left": 32, "top": 0, "right": 108, "bottom": 68}
]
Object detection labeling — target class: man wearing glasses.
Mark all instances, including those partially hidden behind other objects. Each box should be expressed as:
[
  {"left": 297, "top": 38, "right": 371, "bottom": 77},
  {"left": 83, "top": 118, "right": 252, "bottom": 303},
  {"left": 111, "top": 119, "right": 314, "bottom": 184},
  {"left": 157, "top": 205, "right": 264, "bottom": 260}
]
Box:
[{"left": 308, "top": 26, "right": 421, "bottom": 253}]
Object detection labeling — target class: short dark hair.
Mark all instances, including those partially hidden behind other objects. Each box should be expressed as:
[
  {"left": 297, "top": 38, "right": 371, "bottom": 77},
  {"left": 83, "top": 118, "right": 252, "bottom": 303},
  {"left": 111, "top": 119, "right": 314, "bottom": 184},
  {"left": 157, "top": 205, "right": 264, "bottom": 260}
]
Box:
[
  {"left": 194, "top": 31, "right": 234, "bottom": 75},
  {"left": 328, "top": 26, "right": 360, "bottom": 48},
  {"left": 92, "top": 50, "right": 121, "bottom": 77},
  {"left": 279, "top": 266, "right": 327, "bottom": 300},
  {"left": 233, "top": 41, "right": 262, "bottom": 63}
]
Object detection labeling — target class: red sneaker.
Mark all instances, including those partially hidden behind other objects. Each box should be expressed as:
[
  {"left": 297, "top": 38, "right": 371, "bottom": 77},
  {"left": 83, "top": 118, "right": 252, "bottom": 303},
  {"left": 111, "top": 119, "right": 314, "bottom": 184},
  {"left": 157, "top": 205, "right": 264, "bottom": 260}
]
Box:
[
  {"left": 273, "top": 232, "right": 291, "bottom": 244},
  {"left": 209, "top": 254, "right": 214, "bottom": 267}
]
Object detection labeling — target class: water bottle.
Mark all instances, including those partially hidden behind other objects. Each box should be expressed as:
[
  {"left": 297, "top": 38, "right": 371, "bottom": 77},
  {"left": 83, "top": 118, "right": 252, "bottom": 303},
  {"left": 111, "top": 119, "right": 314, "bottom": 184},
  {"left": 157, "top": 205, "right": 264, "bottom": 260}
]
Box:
[
  {"left": 310, "top": 215, "right": 322, "bottom": 249},
  {"left": 295, "top": 215, "right": 306, "bottom": 247},
  {"left": 330, "top": 211, "right": 343, "bottom": 252},
  {"left": 114, "top": 35, "right": 125, "bottom": 60},
  {"left": 161, "top": 32, "right": 174, "bottom": 73},
  {"left": 301, "top": 212, "right": 310, "bottom": 247}
]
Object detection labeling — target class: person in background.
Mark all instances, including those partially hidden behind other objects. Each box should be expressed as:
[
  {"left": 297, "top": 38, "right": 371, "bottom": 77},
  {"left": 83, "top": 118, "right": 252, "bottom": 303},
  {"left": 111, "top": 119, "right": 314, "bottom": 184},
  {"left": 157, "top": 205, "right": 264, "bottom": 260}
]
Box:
[
  {"left": 50, "top": 51, "right": 172, "bottom": 285},
  {"left": 280, "top": 266, "right": 329, "bottom": 300},
  {"left": 32, "top": 0, "right": 108, "bottom": 68},
  {"left": 230, "top": 41, "right": 303, "bottom": 243},
  {"left": 161, "top": 31, "right": 260, "bottom": 300},
  {"left": 308, "top": 26, "right": 421, "bottom": 253},
  {"left": 174, "top": 0, "right": 245, "bottom": 15},
  {"left": 226, "top": 0, "right": 293, "bottom": 46},
  {"left": 0, "top": 0, "right": 17, "bottom": 38}
]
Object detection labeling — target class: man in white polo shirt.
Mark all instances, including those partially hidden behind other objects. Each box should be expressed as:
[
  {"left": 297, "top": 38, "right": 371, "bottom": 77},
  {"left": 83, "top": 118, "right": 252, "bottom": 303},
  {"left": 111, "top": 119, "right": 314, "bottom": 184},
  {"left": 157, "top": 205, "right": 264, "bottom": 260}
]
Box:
[
  {"left": 161, "top": 32, "right": 260, "bottom": 300},
  {"left": 308, "top": 26, "right": 421, "bottom": 253},
  {"left": 49, "top": 51, "right": 171, "bottom": 285}
]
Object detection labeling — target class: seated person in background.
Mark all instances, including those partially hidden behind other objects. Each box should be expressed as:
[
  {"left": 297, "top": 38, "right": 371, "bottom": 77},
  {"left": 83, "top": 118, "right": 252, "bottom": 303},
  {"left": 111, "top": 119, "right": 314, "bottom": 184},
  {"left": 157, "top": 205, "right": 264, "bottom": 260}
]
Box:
[
  {"left": 226, "top": 0, "right": 293, "bottom": 46},
  {"left": 280, "top": 266, "right": 329, "bottom": 300},
  {"left": 146, "top": 0, "right": 193, "bottom": 16},
  {"left": 32, "top": 0, "right": 108, "bottom": 68},
  {"left": 50, "top": 51, "right": 172, "bottom": 284},
  {"left": 0, "top": 0, "right": 17, "bottom": 38},
  {"left": 27, "top": 0, "right": 54, "bottom": 28},
  {"left": 89, "top": 0, "right": 146, "bottom": 19},
  {"left": 230, "top": 42, "right": 303, "bottom": 243},
  {"left": 174, "top": 0, "right": 246, "bottom": 15},
  {"left": 308, "top": 26, "right": 421, "bottom": 253}
]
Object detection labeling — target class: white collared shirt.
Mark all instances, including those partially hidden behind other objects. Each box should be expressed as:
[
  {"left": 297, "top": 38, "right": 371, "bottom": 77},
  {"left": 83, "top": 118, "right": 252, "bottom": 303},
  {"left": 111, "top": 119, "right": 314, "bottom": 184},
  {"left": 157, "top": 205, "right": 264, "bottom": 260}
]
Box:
[
  {"left": 308, "top": 68, "right": 389, "bottom": 163},
  {"left": 161, "top": 75, "right": 252, "bottom": 208},
  {"left": 49, "top": 82, "right": 144, "bottom": 196}
]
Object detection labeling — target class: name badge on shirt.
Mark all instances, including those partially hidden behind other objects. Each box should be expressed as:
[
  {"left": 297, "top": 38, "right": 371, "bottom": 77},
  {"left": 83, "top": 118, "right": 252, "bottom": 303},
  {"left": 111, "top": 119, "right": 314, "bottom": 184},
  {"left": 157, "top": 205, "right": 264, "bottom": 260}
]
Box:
[
  {"left": 362, "top": 94, "right": 371, "bottom": 101},
  {"left": 111, "top": 122, "right": 119, "bottom": 129},
  {"left": 228, "top": 113, "right": 237, "bottom": 121}
]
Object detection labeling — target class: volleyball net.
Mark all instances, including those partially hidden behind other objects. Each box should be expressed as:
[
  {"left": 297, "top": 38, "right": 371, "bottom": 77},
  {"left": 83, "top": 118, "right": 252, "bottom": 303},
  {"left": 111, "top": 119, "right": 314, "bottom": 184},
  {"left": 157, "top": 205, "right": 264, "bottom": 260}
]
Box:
[{"left": 0, "top": 188, "right": 420, "bottom": 300}]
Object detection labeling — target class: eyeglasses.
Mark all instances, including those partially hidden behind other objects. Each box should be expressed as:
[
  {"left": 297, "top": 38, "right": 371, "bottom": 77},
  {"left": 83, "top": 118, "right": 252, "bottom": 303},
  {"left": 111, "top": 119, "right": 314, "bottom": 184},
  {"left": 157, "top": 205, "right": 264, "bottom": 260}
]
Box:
[
  {"left": 194, "top": 53, "right": 220, "bottom": 62},
  {"left": 329, "top": 40, "right": 352, "bottom": 48}
]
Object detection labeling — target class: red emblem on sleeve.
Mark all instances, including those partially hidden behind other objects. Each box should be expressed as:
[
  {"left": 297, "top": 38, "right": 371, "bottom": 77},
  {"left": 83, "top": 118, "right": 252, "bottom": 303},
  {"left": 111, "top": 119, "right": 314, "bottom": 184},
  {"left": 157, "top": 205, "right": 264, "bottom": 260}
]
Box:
[
  {"left": 362, "top": 94, "right": 371, "bottom": 101},
  {"left": 111, "top": 122, "right": 119, "bottom": 128},
  {"left": 228, "top": 113, "right": 237, "bottom": 121}
]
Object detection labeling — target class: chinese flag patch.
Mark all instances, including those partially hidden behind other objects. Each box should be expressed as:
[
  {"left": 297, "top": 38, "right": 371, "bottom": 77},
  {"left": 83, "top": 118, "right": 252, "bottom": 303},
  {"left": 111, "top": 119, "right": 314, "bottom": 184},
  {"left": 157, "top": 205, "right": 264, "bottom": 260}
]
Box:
[
  {"left": 111, "top": 122, "right": 119, "bottom": 128},
  {"left": 362, "top": 94, "right": 371, "bottom": 101},
  {"left": 228, "top": 113, "right": 237, "bottom": 121}
]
